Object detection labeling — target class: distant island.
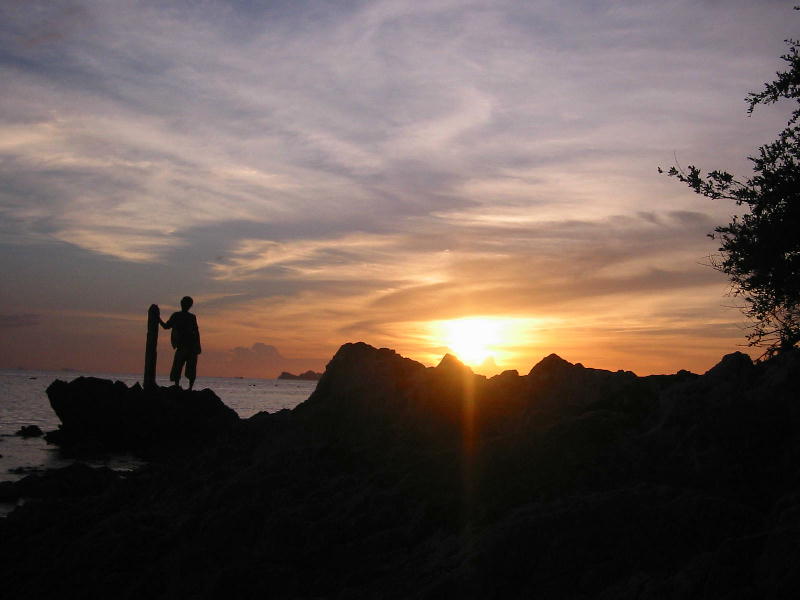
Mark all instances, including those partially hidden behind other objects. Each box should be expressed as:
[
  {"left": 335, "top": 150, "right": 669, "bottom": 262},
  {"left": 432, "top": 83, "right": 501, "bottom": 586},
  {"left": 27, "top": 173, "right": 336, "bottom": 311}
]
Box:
[{"left": 277, "top": 370, "right": 322, "bottom": 381}]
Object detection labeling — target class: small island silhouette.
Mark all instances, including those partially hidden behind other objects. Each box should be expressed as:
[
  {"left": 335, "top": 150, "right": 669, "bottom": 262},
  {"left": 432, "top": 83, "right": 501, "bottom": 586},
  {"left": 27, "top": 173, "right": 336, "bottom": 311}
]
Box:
[{"left": 277, "top": 369, "right": 322, "bottom": 381}]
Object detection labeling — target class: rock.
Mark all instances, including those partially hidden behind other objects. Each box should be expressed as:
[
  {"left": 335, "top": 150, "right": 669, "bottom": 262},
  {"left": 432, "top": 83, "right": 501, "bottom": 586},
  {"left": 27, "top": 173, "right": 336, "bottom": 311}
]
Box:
[
  {"left": 496, "top": 369, "right": 519, "bottom": 378},
  {"left": 434, "top": 352, "right": 473, "bottom": 374},
  {"left": 304, "top": 342, "right": 427, "bottom": 415},
  {"left": 526, "top": 352, "right": 649, "bottom": 416},
  {"left": 15, "top": 424, "right": 43, "bottom": 437},
  {"left": 45, "top": 377, "right": 240, "bottom": 457},
  {"left": 0, "top": 463, "right": 120, "bottom": 502},
  {"left": 528, "top": 352, "right": 576, "bottom": 377},
  {"left": 0, "top": 481, "right": 16, "bottom": 502},
  {"left": 704, "top": 350, "right": 755, "bottom": 379},
  {"left": 9, "top": 466, "right": 42, "bottom": 475}
]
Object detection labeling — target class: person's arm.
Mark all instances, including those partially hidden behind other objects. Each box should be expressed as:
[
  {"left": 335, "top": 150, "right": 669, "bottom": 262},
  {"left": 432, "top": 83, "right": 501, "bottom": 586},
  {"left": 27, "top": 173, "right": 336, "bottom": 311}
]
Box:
[{"left": 160, "top": 314, "right": 174, "bottom": 329}]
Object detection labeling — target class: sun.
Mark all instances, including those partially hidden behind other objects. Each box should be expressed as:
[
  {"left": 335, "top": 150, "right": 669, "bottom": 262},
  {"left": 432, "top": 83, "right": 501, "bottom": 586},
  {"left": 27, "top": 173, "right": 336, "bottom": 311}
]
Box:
[{"left": 440, "top": 318, "right": 502, "bottom": 366}]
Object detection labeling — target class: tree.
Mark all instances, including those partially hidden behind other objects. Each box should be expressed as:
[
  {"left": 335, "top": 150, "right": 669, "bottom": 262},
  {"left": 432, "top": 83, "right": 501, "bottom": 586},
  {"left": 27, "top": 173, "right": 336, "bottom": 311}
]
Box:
[{"left": 661, "top": 20, "right": 800, "bottom": 357}]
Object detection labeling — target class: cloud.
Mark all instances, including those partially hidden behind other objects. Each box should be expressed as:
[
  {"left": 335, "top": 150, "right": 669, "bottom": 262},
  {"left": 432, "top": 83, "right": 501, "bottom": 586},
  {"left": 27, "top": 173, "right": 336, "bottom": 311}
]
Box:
[
  {"left": 189, "top": 207, "right": 738, "bottom": 374},
  {"left": 224, "top": 342, "right": 325, "bottom": 378},
  {"left": 1, "top": 0, "right": 789, "bottom": 260},
  {"left": 0, "top": 1, "right": 795, "bottom": 374},
  {"left": 208, "top": 209, "right": 724, "bottom": 311}
]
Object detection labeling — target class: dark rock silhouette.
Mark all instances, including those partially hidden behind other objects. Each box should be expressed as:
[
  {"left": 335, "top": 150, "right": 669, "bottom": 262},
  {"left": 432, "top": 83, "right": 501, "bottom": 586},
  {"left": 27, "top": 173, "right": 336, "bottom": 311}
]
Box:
[
  {"left": 1, "top": 343, "right": 799, "bottom": 598},
  {"left": 277, "top": 370, "right": 322, "bottom": 381},
  {"left": 0, "top": 463, "right": 119, "bottom": 502},
  {"left": 45, "top": 377, "right": 239, "bottom": 457},
  {"left": 15, "top": 424, "right": 43, "bottom": 437}
]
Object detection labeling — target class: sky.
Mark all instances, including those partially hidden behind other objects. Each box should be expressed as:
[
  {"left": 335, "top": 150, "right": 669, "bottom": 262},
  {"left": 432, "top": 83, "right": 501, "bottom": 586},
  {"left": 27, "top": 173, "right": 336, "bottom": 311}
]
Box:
[{"left": 0, "top": 0, "right": 796, "bottom": 378}]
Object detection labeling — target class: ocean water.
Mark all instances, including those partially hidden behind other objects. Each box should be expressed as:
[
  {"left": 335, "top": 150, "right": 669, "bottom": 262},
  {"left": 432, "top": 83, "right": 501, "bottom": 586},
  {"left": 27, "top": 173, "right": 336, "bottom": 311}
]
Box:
[{"left": 0, "top": 369, "right": 317, "bottom": 486}]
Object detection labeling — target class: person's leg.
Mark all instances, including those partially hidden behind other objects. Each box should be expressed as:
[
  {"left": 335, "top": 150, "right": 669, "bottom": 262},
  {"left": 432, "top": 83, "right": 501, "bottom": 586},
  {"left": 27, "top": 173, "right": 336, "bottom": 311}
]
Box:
[
  {"left": 186, "top": 353, "right": 198, "bottom": 390},
  {"left": 170, "top": 349, "right": 186, "bottom": 388}
]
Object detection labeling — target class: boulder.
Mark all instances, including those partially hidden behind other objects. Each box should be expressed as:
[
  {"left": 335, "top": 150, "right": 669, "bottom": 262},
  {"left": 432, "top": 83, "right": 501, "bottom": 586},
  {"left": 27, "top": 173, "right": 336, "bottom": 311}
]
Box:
[
  {"left": 15, "top": 424, "right": 43, "bottom": 437},
  {"left": 525, "top": 352, "right": 650, "bottom": 416},
  {"left": 45, "top": 377, "right": 239, "bottom": 457},
  {"left": 704, "top": 350, "right": 755, "bottom": 381}
]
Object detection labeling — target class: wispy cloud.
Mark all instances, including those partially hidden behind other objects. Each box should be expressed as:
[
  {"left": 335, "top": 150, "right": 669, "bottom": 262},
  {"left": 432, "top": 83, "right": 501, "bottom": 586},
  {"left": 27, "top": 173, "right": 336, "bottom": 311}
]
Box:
[{"left": 0, "top": 0, "right": 794, "bottom": 374}]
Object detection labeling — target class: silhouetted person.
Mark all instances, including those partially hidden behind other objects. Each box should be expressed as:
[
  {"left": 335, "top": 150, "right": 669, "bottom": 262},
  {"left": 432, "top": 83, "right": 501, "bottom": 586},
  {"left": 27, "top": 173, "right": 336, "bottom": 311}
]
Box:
[{"left": 160, "top": 296, "right": 201, "bottom": 390}]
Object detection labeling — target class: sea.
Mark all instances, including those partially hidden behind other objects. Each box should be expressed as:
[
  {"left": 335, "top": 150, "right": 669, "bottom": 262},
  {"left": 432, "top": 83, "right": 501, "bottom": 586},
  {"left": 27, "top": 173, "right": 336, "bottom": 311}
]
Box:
[{"left": 0, "top": 369, "right": 317, "bottom": 514}]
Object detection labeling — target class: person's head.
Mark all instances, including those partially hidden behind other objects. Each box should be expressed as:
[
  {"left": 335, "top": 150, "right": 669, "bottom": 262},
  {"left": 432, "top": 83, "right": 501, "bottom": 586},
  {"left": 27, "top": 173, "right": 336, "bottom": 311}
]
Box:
[{"left": 180, "top": 296, "right": 193, "bottom": 311}]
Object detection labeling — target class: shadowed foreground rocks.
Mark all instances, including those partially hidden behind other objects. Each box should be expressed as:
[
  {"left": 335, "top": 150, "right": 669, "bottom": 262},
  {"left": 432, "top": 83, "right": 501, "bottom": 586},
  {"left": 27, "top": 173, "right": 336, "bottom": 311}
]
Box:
[
  {"left": 0, "top": 462, "right": 120, "bottom": 503},
  {"left": 2, "top": 343, "right": 800, "bottom": 599}
]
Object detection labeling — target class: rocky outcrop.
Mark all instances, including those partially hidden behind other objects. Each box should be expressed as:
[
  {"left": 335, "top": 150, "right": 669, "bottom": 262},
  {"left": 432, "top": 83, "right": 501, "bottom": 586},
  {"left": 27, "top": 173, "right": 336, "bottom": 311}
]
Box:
[
  {"left": 1, "top": 344, "right": 799, "bottom": 599},
  {"left": 45, "top": 377, "right": 239, "bottom": 456},
  {"left": 15, "top": 425, "right": 43, "bottom": 437}
]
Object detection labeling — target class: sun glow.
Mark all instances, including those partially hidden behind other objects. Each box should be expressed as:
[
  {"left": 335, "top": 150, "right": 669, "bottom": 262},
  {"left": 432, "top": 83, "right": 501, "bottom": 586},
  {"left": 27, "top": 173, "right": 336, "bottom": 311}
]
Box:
[
  {"left": 422, "top": 316, "right": 553, "bottom": 373},
  {"left": 440, "top": 318, "right": 503, "bottom": 366}
]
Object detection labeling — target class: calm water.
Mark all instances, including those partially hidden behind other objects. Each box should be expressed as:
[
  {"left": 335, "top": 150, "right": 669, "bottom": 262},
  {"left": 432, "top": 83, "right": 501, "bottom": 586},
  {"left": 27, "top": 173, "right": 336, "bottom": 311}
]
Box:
[{"left": 0, "top": 369, "right": 317, "bottom": 487}]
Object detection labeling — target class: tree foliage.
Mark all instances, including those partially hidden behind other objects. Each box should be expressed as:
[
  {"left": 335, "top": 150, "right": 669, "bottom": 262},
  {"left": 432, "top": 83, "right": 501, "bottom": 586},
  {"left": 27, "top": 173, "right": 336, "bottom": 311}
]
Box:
[{"left": 661, "top": 22, "right": 800, "bottom": 357}]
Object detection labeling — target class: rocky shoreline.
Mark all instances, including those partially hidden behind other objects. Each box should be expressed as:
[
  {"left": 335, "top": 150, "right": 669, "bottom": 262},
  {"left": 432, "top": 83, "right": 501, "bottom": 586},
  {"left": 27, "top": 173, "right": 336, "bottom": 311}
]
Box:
[{"left": 1, "top": 343, "right": 799, "bottom": 598}]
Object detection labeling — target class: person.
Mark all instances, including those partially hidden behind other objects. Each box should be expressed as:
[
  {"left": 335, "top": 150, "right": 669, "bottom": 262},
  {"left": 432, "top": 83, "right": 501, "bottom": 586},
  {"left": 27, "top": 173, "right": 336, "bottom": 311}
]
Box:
[{"left": 160, "top": 296, "right": 201, "bottom": 390}]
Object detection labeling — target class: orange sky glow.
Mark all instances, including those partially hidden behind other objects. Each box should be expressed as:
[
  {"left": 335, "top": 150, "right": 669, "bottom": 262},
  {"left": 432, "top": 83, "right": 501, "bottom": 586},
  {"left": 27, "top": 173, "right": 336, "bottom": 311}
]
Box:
[{"left": 0, "top": 2, "right": 793, "bottom": 379}]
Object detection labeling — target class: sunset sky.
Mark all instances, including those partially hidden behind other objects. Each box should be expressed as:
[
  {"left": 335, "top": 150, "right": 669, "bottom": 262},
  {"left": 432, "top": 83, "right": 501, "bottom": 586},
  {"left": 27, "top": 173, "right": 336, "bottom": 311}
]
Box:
[{"left": 0, "top": 1, "right": 795, "bottom": 378}]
